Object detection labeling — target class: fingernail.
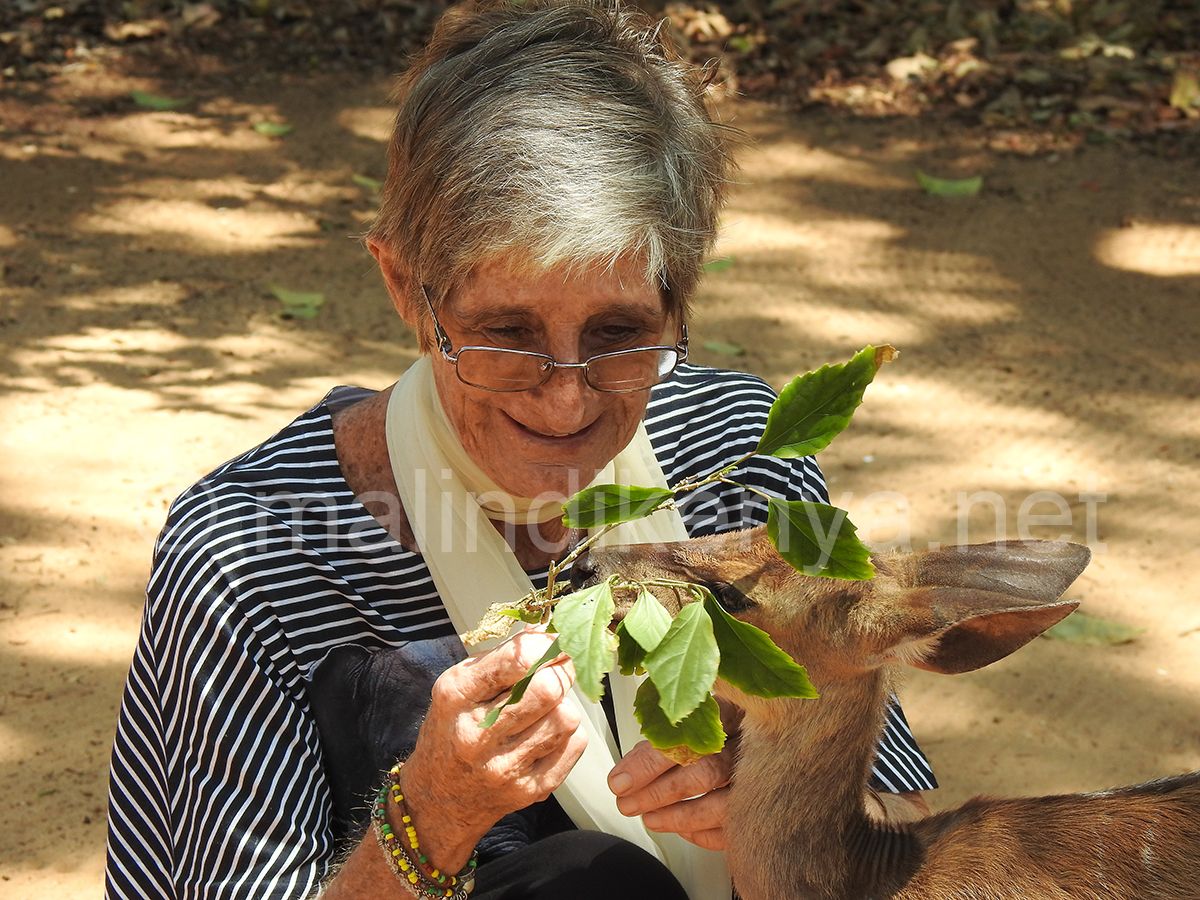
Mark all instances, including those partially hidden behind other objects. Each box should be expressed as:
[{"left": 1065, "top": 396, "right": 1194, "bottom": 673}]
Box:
[{"left": 609, "top": 772, "right": 633, "bottom": 794}]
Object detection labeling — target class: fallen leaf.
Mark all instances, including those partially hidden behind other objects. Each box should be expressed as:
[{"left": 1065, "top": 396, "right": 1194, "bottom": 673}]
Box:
[
  {"left": 130, "top": 91, "right": 189, "bottom": 111},
  {"left": 1169, "top": 70, "right": 1200, "bottom": 116},
  {"left": 181, "top": 2, "right": 222, "bottom": 29},
  {"left": 352, "top": 174, "right": 383, "bottom": 192},
  {"left": 270, "top": 285, "right": 325, "bottom": 320},
  {"left": 105, "top": 19, "right": 169, "bottom": 42},
  {"left": 1043, "top": 611, "right": 1144, "bottom": 646},
  {"left": 253, "top": 121, "right": 293, "bottom": 138},
  {"left": 702, "top": 339, "right": 746, "bottom": 356},
  {"left": 1015, "top": 67, "right": 1053, "bottom": 86},
  {"left": 703, "top": 257, "right": 735, "bottom": 273},
  {"left": 885, "top": 53, "right": 938, "bottom": 83},
  {"left": 915, "top": 170, "right": 983, "bottom": 197},
  {"left": 728, "top": 35, "right": 755, "bottom": 54}
]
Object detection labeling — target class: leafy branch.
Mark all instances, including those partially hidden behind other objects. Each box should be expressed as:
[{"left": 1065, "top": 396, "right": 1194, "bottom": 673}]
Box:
[{"left": 469, "top": 344, "right": 897, "bottom": 760}]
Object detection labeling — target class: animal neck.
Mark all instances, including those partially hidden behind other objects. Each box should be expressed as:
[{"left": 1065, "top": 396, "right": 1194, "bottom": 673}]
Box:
[{"left": 727, "top": 668, "right": 922, "bottom": 899}]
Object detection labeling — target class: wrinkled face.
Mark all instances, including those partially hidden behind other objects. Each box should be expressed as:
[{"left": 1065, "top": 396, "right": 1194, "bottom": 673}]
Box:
[{"left": 430, "top": 257, "right": 672, "bottom": 500}]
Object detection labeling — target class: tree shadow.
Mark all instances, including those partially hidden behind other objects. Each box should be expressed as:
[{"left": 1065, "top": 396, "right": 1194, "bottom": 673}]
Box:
[
  {"left": 692, "top": 104, "right": 1200, "bottom": 795},
  {"left": 2, "top": 58, "right": 1199, "bottom": 889},
  {"left": 1, "top": 69, "right": 412, "bottom": 412}
]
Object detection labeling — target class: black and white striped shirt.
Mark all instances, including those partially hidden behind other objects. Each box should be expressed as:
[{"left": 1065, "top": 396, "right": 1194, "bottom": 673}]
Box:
[{"left": 105, "top": 364, "right": 936, "bottom": 899}]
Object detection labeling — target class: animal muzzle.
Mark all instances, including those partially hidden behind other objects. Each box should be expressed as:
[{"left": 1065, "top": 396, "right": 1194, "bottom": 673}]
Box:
[{"left": 568, "top": 550, "right": 600, "bottom": 591}]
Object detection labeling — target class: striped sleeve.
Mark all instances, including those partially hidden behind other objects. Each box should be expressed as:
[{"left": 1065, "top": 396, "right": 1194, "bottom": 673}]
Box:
[{"left": 105, "top": 511, "right": 333, "bottom": 899}]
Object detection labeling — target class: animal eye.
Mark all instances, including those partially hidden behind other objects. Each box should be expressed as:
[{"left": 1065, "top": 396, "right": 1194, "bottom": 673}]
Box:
[{"left": 707, "top": 580, "right": 754, "bottom": 613}]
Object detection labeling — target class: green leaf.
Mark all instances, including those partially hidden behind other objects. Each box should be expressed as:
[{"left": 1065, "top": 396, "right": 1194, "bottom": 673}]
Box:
[
  {"left": 616, "top": 588, "right": 671, "bottom": 676},
  {"left": 702, "top": 339, "right": 746, "bottom": 357},
  {"left": 562, "top": 484, "right": 673, "bottom": 529},
  {"left": 270, "top": 285, "right": 325, "bottom": 320},
  {"left": 756, "top": 345, "right": 896, "bottom": 458},
  {"left": 622, "top": 588, "right": 673, "bottom": 651},
  {"left": 642, "top": 601, "right": 719, "bottom": 724},
  {"left": 728, "top": 35, "right": 755, "bottom": 54},
  {"left": 253, "top": 121, "right": 293, "bottom": 137},
  {"left": 634, "top": 678, "right": 726, "bottom": 759},
  {"left": 767, "top": 499, "right": 875, "bottom": 580},
  {"left": 480, "top": 638, "right": 562, "bottom": 728},
  {"left": 916, "top": 170, "right": 983, "bottom": 197},
  {"left": 703, "top": 256, "right": 735, "bottom": 274},
  {"left": 498, "top": 607, "right": 544, "bottom": 625},
  {"left": 352, "top": 173, "right": 384, "bottom": 192},
  {"left": 702, "top": 591, "right": 819, "bottom": 699},
  {"left": 1043, "top": 611, "right": 1144, "bottom": 646},
  {"left": 550, "top": 582, "right": 617, "bottom": 702},
  {"left": 130, "top": 91, "right": 189, "bottom": 111},
  {"left": 616, "top": 622, "right": 647, "bottom": 676},
  {"left": 1169, "top": 70, "right": 1200, "bottom": 113}
]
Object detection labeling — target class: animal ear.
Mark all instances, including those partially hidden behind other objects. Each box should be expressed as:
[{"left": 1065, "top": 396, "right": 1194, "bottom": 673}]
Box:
[
  {"left": 895, "top": 540, "right": 1090, "bottom": 599},
  {"left": 883, "top": 588, "right": 1078, "bottom": 674},
  {"left": 874, "top": 541, "right": 1090, "bottom": 674}
]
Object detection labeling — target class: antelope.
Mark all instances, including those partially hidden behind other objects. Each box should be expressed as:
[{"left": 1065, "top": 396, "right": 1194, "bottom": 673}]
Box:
[{"left": 574, "top": 530, "right": 1200, "bottom": 900}]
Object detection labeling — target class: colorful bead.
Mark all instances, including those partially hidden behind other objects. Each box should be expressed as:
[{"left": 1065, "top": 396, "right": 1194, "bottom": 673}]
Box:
[{"left": 372, "top": 762, "right": 476, "bottom": 900}]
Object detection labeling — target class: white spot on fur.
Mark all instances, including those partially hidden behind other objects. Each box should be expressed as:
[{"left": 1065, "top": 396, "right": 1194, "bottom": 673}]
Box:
[{"left": 876, "top": 634, "right": 941, "bottom": 668}]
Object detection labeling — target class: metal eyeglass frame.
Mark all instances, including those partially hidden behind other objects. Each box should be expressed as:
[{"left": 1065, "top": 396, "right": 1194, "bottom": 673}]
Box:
[{"left": 419, "top": 283, "right": 689, "bottom": 394}]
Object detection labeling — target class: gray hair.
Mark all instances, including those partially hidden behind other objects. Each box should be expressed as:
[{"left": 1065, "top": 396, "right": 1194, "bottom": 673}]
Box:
[{"left": 367, "top": 0, "right": 735, "bottom": 328}]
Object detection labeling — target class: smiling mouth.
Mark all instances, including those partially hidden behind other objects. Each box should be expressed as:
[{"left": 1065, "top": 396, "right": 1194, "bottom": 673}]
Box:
[{"left": 506, "top": 413, "right": 597, "bottom": 442}]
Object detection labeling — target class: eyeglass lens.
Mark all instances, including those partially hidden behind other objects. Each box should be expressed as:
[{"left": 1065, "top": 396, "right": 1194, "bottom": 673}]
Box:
[{"left": 455, "top": 347, "right": 679, "bottom": 392}]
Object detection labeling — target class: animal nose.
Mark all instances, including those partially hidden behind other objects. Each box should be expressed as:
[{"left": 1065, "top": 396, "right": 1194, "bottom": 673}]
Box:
[{"left": 569, "top": 551, "right": 598, "bottom": 591}]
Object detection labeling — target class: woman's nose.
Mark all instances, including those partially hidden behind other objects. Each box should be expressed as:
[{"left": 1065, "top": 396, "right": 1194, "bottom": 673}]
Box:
[{"left": 529, "top": 366, "right": 593, "bottom": 426}]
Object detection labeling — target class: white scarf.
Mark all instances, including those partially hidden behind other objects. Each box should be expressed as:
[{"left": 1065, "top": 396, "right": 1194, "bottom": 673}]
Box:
[{"left": 384, "top": 357, "right": 730, "bottom": 900}]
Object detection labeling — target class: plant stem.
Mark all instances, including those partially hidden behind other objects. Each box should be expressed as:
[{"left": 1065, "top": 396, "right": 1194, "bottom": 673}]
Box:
[
  {"left": 545, "top": 520, "right": 620, "bottom": 601},
  {"left": 718, "top": 476, "right": 775, "bottom": 503},
  {"left": 538, "top": 449, "right": 758, "bottom": 610},
  {"left": 671, "top": 451, "right": 757, "bottom": 496}
]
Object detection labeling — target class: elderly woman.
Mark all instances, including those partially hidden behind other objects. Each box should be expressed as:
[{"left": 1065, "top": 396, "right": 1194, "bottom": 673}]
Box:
[{"left": 104, "top": 2, "right": 935, "bottom": 898}]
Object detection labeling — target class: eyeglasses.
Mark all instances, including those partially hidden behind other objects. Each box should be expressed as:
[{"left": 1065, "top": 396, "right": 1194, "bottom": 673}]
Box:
[{"left": 420, "top": 284, "right": 688, "bottom": 394}]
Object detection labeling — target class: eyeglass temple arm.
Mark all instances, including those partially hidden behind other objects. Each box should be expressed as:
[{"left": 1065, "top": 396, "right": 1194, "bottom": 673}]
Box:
[{"left": 419, "top": 284, "right": 454, "bottom": 356}]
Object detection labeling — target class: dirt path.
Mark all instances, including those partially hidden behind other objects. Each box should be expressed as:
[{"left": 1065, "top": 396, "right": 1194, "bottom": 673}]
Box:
[{"left": 1, "top": 60, "right": 1198, "bottom": 896}]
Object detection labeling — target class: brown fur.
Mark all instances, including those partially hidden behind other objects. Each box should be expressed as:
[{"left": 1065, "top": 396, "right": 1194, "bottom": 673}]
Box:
[{"left": 584, "top": 530, "right": 1200, "bottom": 900}]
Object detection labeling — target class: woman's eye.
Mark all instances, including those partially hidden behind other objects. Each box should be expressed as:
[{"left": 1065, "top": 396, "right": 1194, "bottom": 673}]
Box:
[
  {"left": 484, "top": 326, "right": 532, "bottom": 343},
  {"left": 594, "top": 325, "right": 644, "bottom": 346}
]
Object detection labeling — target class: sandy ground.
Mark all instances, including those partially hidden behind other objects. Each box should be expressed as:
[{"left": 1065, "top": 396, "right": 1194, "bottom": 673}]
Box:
[{"left": 1, "top": 58, "right": 1198, "bottom": 897}]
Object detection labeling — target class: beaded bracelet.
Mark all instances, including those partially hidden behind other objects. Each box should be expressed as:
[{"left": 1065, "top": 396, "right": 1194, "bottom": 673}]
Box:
[{"left": 372, "top": 763, "right": 478, "bottom": 899}]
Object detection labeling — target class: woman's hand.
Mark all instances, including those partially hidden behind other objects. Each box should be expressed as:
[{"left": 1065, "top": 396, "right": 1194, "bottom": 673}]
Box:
[
  {"left": 606, "top": 699, "right": 742, "bottom": 851},
  {"left": 400, "top": 628, "right": 588, "bottom": 872}
]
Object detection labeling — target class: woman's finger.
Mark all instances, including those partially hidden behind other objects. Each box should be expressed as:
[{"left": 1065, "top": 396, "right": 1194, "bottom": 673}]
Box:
[
  {"left": 500, "top": 690, "right": 583, "bottom": 760},
  {"left": 440, "top": 628, "right": 562, "bottom": 704},
  {"left": 479, "top": 658, "right": 576, "bottom": 737},
  {"left": 521, "top": 715, "right": 589, "bottom": 800},
  {"left": 607, "top": 739, "right": 677, "bottom": 798},
  {"left": 640, "top": 786, "right": 729, "bottom": 838},
  {"left": 611, "top": 742, "right": 733, "bottom": 816},
  {"left": 678, "top": 828, "right": 726, "bottom": 851}
]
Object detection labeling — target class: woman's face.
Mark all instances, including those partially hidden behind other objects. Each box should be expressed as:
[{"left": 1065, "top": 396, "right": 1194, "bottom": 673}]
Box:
[{"left": 429, "top": 257, "right": 671, "bottom": 501}]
